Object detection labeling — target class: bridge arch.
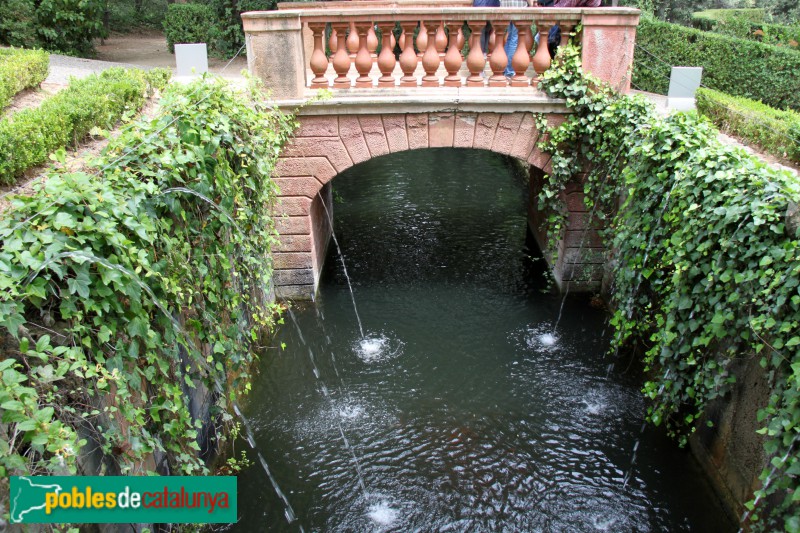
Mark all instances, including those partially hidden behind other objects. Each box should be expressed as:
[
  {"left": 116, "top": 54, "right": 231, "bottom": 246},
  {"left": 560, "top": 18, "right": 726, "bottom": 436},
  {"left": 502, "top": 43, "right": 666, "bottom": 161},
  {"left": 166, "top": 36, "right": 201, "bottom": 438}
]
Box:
[{"left": 271, "top": 110, "right": 602, "bottom": 300}]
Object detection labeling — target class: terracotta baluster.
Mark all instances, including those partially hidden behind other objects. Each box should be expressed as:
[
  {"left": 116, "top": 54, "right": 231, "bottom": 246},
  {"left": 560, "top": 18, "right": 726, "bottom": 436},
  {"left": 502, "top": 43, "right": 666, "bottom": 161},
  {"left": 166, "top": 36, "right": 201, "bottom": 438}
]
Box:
[
  {"left": 377, "top": 22, "right": 396, "bottom": 87},
  {"left": 309, "top": 23, "right": 329, "bottom": 89},
  {"left": 435, "top": 21, "right": 447, "bottom": 57},
  {"left": 522, "top": 22, "right": 533, "bottom": 61},
  {"left": 487, "top": 27, "right": 495, "bottom": 60},
  {"left": 466, "top": 21, "right": 486, "bottom": 87},
  {"left": 347, "top": 21, "right": 359, "bottom": 58},
  {"left": 399, "top": 22, "right": 419, "bottom": 87},
  {"left": 488, "top": 21, "right": 508, "bottom": 87},
  {"left": 355, "top": 22, "right": 373, "bottom": 88},
  {"left": 532, "top": 22, "right": 552, "bottom": 78},
  {"left": 329, "top": 27, "right": 338, "bottom": 52},
  {"left": 399, "top": 28, "right": 406, "bottom": 50},
  {"left": 332, "top": 23, "right": 352, "bottom": 88},
  {"left": 443, "top": 21, "right": 463, "bottom": 87},
  {"left": 421, "top": 21, "right": 440, "bottom": 87},
  {"left": 456, "top": 25, "right": 465, "bottom": 51},
  {"left": 367, "top": 25, "right": 379, "bottom": 57},
  {"left": 559, "top": 22, "right": 575, "bottom": 47},
  {"left": 510, "top": 23, "right": 531, "bottom": 87},
  {"left": 416, "top": 21, "right": 427, "bottom": 58}
]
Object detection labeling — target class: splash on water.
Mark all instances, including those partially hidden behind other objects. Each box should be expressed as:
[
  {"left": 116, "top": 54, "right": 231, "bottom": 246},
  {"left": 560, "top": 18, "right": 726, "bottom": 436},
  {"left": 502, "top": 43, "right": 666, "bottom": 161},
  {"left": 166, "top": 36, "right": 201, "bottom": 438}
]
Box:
[
  {"left": 354, "top": 333, "right": 404, "bottom": 363},
  {"left": 539, "top": 333, "right": 557, "bottom": 346},
  {"left": 367, "top": 501, "right": 399, "bottom": 527},
  {"left": 339, "top": 403, "right": 366, "bottom": 420},
  {"left": 523, "top": 324, "right": 562, "bottom": 353}
]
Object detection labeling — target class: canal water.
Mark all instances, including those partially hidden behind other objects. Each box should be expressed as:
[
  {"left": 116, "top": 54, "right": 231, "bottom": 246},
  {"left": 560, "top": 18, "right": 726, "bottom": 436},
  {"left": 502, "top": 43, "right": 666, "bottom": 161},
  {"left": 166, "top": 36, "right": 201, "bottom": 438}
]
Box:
[{"left": 230, "top": 149, "right": 732, "bottom": 532}]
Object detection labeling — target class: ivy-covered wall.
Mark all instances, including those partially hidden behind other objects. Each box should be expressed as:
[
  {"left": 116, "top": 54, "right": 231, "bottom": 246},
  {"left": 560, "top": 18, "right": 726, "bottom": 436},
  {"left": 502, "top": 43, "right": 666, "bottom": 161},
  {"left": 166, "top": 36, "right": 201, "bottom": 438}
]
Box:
[
  {"left": 539, "top": 46, "right": 800, "bottom": 531},
  {"left": 0, "top": 77, "right": 296, "bottom": 489}
]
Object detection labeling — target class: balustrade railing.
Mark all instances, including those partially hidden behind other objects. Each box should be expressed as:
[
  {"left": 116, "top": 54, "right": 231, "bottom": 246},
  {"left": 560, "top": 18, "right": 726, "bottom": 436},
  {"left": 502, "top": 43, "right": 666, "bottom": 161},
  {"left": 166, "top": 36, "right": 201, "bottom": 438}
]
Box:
[{"left": 242, "top": 6, "right": 640, "bottom": 99}]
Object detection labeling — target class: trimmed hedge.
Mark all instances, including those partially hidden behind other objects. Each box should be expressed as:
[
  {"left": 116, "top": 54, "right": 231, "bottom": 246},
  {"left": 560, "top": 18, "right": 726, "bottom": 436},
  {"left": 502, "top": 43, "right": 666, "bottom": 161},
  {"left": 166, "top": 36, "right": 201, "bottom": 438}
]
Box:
[
  {"left": 633, "top": 18, "right": 800, "bottom": 111},
  {"left": 691, "top": 8, "right": 800, "bottom": 49},
  {"left": 692, "top": 8, "right": 766, "bottom": 27},
  {"left": 163, "top": 3, "right": 218, "bottom": 54},
  {"left": 696, "top": 87, "right": 800, "bottom": 164},
  {"left": 0, "top": 48, "right": 49, "bottom": 110},
  {"left": 0, "top": 67, "right": 171, "bottom": 185}
]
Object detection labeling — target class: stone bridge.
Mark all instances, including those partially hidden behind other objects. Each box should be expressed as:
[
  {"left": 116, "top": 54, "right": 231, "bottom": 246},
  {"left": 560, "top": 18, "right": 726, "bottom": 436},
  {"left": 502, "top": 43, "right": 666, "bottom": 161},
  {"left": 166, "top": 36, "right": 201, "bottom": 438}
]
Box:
[{"left": 242, "top": 1, "right": 640, "bottom": 299}]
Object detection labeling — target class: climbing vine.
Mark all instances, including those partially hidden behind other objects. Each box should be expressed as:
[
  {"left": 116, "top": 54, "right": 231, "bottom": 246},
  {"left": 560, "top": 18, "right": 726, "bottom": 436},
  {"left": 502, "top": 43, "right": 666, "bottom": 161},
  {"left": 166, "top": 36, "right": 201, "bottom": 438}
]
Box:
[
  {"left": 538, "top": 45, "right": 800, "bottom": 531},
  {"left": 0, "top": 76, "right": 296, "bottom": 481}
]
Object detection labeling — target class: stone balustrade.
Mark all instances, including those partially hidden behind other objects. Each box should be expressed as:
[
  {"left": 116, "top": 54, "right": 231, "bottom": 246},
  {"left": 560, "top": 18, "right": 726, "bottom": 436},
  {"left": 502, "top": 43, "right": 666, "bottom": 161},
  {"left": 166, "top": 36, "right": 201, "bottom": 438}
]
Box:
[{"left": 242, "top": 6, "right": 640, "bottom": 99}]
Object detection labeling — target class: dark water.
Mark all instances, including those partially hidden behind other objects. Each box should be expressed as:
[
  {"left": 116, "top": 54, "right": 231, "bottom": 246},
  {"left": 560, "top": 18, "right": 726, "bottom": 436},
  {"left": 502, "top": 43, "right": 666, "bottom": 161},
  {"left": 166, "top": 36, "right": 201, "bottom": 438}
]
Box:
[{"left": 230, "top": 149, "right": 733, "bottom": 532}]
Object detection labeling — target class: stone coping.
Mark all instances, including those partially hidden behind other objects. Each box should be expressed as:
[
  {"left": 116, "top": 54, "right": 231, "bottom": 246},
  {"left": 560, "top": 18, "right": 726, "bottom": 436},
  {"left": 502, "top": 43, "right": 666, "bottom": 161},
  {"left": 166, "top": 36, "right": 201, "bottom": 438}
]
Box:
[
  {"left": 242, "top": 6, "right": 640, "bottom": 22},
  {"left": 273, "top": 87, "right": 568, "bottom": 115}
]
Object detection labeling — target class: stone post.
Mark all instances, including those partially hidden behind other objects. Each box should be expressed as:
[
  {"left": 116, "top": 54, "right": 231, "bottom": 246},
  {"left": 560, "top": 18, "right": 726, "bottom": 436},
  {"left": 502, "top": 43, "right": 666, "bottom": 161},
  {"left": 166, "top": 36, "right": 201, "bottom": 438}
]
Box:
[
  {"left": 580, "top": 10, "right": 640, "bottom": 94},
  {"left": 242, "top": 12, "right": 306, "bottom": 99}
]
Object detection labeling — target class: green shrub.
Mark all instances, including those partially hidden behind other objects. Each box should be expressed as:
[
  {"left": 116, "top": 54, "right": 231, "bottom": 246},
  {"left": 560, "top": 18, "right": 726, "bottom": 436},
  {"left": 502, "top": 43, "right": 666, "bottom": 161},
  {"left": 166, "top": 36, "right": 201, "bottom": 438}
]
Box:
[
  {"left": 0, "top": 67, "right": 171, "bottom": 185},
  {"left": 163, "top": 3, "right": 219, "bottom": 54},
  {"left": 106, "top": 0, "right": 170, "bottom": 32},
  {"left": 692, "top": 9, "right": 800, "bottom": 49},
  {"left": 0, "top": 0, "right": 106, "bottom": 56},
  {"left": 696, "top": 87, "right": 800, "bottom": 164},
  {"left": 0, "top": 0, "right": 38, "bottom": 49},
  {"left": 35, "top": 0, "right": 107, "bottom": 56},
  {"left": 0, "top": 48, "right": 50, "bottom": 110},
  {"left": 200, "top": 0, "right": 276, "bottom": 58},
  {"left": 633, "top": 18, "right": 800, "bottom": 111},
  {"left": 692, "top": 8, "right": 766, "bottom": 28}
]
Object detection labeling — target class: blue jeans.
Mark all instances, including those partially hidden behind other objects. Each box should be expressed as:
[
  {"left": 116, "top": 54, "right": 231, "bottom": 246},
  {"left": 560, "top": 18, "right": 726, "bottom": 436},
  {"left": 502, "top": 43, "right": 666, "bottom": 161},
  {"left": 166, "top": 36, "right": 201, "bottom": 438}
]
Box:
[{"left": 504, "top": 22, "right": 518, "bottom": 77}]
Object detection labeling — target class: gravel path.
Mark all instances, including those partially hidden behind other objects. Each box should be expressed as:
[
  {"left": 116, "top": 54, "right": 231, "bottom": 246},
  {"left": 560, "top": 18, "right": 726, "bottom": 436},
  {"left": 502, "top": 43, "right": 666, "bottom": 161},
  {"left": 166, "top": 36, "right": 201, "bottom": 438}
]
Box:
[{"left": 45, "top": 54, "right": 150, "bottom": 85}]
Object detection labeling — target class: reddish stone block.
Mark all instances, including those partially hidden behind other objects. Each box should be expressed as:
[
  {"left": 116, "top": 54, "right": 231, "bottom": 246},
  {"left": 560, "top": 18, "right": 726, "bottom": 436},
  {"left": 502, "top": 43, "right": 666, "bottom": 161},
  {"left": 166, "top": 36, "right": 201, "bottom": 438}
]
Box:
[
  {"left": 567, "top": 212, "right": 606, "bottom": 231},
  {"left": 273, "top": 177, "right": 322, "bottom": 198},
  {"left": 274, "top": 196, "right": 312, "bottom": 216},
  {"left": 359, "top": 115, "right": 391, "bottom": 158},
  {"left": 273, "top": 252, "right": 314, "bottom": 270},
  {"left": 274, "top": 269, "right": 315, "bottom": 286},
  {"left": 473, "top": 113, "right": 500, "bottom": 151},
  {"left": 383, "top": 114, "right": 409, "bottom": 153},
  {"left": 275, "top": 157, "right": 337, "bottom": 183},
  {"left": 406, "top": 113, "right": 429, "bottom": 150},
  {"left": 509, "top": 113, "right": 538, "bottom": 161},
  {"left": 491, "top": 113, "right": 523, "bottom": 155},
  {"left": 564, "top": 229, "right": 604, "bottom": 248},
  {"left": 429, "top": 112, "right": 455, "bottom": 148},
  {"left": 528, "top": 148, "right": 551, "bottom": 172},
  {"left": 274, "top": 234, "right": 313, "bottom": 252},
  {"left": 275, "top": 215, "right": 311, "bottom": 235},
  {"left": 562, "top": 247, "right": 606, "bottom": 265},
  {"left": 296, "top": 116, "right": 339, "bottom": 138},
  {"left": 454, "top": 112, "right": 476, "bottom": 149},
  {"left": 282, "top": 137, "right": 353, "bottom": 174},
  {"left": 339, "top": 116, "right": 371, "bottom": 165},
  {"left": 581, "top": 16, "right": 638, "bottom": 94}
]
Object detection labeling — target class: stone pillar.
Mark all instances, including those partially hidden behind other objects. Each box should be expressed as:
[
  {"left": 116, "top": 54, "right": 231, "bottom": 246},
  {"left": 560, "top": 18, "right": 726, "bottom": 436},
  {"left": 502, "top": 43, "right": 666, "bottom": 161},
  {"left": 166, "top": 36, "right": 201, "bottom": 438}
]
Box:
[
  {"left": 528, "top": 166, "right": 605, "bottom": 292},
  {"left": 580, "top": 10, "right": 640, "bottom": 94},
  {"left": 242, "top": 12, "right": 306, "bottom": 99}
]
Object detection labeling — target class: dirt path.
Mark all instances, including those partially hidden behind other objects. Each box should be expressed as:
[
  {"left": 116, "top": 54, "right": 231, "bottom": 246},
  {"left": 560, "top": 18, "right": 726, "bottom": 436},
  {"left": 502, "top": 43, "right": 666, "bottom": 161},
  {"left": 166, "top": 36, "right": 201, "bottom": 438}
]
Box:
[{"left": 95, "top": 31, "right": 248, "bottom": 79}]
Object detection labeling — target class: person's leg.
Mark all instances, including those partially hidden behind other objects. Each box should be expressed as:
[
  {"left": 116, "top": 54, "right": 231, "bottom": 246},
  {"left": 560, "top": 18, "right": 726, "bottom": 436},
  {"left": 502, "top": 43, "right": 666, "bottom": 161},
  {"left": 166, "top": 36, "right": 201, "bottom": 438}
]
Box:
[
  {"left": 480, "top": 23, "right": 492, "bottom": 54},
  {"left": 547, "top": 24, "right": 561, "bottom": 58},
  {"left": 504, "top": 22, "right": 518, "bottom": 77}
]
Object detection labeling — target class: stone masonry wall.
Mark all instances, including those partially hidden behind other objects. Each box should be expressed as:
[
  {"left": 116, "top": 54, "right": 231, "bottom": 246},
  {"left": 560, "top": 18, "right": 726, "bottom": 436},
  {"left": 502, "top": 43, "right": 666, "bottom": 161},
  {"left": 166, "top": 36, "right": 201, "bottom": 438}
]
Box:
[{"left": 272, "top": 110, "right": 605, "bottom": 299}]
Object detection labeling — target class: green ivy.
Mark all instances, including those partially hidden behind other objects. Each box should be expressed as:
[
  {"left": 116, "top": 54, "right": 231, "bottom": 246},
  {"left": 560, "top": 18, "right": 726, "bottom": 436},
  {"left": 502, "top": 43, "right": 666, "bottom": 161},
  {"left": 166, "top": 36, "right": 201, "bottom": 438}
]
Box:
[
  {"left": 539, "top": 45, "right": 800, "bottom": 531},
  {"left": 0, "top": 76, "right": 296, "bottom": 479}
]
